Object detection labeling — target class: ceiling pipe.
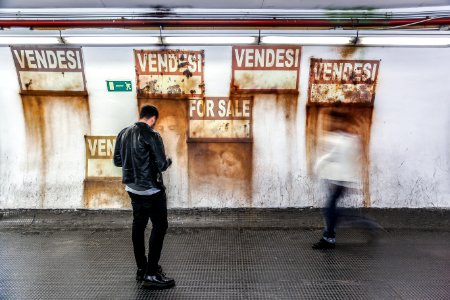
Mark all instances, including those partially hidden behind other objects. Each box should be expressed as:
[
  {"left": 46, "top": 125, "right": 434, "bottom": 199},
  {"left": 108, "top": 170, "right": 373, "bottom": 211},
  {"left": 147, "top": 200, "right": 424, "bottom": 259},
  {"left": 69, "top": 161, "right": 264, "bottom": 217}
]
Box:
[{"left": 0, "top": 18, "right": 449, "bottom": 28}]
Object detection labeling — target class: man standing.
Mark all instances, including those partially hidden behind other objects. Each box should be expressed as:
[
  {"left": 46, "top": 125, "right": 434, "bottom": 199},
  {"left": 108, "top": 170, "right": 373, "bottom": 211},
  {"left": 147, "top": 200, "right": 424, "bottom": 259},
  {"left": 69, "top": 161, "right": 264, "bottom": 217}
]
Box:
[{"left": 114, "top": 105, "right": 175, "bottom": 289}]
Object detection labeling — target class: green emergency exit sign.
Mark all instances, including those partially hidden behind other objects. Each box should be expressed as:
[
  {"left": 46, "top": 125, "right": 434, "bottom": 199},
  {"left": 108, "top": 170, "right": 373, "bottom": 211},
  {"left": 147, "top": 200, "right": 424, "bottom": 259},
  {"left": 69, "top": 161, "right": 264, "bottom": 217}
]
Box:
[{"left": 106, "top": 80, "right": 132, "bottom": 92}]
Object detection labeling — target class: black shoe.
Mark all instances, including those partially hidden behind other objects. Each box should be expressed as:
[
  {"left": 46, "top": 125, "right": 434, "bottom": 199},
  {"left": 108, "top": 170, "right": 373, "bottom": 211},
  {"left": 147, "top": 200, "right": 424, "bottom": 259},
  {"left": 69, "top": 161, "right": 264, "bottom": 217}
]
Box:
[
  {"left": 157, "top": 265, "right": 165, "bottom": 276},
  {"left": 142, "top": 273, "right": 175, "bottom": 289},
  {"left": 137, "top": 265, "right": 164, "bottom": 281},
  {"left": 136, "top": 268, "right": 145, "bottom": 281},
  {"left": 312, "top": 238, "right": 336, "bottom": 250}
]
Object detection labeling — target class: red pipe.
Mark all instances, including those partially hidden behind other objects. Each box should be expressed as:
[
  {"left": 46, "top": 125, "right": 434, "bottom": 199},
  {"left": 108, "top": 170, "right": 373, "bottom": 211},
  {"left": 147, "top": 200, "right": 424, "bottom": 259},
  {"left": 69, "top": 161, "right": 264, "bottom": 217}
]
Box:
[{"left": 0, "top": 18, "right": 449, "bottom": 28}]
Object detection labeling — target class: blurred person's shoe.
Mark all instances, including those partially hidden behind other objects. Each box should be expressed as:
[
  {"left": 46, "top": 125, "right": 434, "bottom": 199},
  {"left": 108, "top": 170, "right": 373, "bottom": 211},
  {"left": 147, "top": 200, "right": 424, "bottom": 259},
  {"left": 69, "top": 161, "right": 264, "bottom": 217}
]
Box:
[
  {"left": 312, "top": 238, "right": 336, "bottom": 250},
  {"left": 142, "top": 273, "right": 175, "bottom": 289},
  {"left": 366, "top": 226, "right": 386, "bottom": 245}
]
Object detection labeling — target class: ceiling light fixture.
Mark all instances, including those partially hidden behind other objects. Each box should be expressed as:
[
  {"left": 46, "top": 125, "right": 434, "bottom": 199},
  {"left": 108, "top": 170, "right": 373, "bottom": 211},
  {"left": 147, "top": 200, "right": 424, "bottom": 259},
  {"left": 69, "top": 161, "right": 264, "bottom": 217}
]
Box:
[
  {"left": 163, "top": 36, "right": 257, "bottom": 45},
  {"left": 261, "top": 36, "right": 353, "bottom": 45},
  {"left": 359, "top": 36, "right": 450, "bottom": 46},
  {"left": 0, "top": 36, "right": 60, "bottom": 45},
  {"left": 63, "top": 36, "right": 161, "bottom": 45}
]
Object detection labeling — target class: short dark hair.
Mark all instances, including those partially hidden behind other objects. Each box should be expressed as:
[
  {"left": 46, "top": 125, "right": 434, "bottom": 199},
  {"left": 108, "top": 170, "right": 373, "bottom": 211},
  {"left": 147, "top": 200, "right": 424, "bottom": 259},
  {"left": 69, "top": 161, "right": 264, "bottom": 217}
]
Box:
[{"left": 139, "top": 105, "right": 159, "bottom": 119}]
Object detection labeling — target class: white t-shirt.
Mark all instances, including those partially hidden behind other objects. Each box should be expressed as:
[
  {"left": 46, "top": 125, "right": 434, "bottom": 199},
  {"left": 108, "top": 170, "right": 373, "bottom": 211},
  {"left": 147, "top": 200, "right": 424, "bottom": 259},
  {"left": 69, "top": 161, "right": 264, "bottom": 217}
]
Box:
[{"left": 125, "top": 183, "right": 160, "bottom": 196}]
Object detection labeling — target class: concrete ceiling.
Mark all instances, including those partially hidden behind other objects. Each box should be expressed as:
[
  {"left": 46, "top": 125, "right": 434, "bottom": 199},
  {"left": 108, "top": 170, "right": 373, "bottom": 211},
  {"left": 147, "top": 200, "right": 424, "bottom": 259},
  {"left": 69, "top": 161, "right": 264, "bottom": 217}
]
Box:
[{"left": 1, "top": 0, "right": 449, "bottom": 9}]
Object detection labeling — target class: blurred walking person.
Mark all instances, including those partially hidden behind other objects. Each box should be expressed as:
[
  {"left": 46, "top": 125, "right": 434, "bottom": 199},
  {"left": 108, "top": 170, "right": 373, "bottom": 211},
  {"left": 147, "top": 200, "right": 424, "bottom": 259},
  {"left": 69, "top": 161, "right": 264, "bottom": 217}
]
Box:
[{"left": 312, "top": 111, "right": 379, "bottom": 250}]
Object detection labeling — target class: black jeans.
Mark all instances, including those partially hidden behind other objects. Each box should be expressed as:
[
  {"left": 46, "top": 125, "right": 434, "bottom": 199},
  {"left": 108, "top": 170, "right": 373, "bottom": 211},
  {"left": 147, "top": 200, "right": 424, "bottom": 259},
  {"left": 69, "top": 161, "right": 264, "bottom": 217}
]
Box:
[
  {"left": 323, "top": 183, "right": 346, "bottom": 239},
  {"left": 129, "top": 191, "right": 168, "bottom": 275}
]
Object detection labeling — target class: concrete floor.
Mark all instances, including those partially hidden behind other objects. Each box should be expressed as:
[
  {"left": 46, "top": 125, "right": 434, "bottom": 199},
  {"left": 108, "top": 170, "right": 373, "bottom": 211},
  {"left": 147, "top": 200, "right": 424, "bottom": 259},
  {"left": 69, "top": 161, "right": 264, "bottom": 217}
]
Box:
[{"left": 0, "top": 226, "right": 449, "bottom": 299}]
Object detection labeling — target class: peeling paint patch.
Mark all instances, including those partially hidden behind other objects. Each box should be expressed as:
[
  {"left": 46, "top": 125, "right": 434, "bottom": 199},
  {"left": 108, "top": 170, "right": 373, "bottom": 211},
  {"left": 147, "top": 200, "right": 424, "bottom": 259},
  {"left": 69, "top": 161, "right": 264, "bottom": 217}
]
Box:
[
  {"left": 308, "top": 58, "right": 380, "bottom": 104},
  {"left": 135, "top": 49, "right": 204, "bottom": 98}
]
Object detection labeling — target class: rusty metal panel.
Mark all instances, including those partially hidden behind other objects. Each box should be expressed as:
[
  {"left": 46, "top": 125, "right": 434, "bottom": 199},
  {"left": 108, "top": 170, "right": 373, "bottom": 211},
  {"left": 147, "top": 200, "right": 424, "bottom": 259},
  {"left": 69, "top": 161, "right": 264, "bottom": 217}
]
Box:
[
  {"left": 84, "top": 136, "right": 121, "bottom": 179},
  {"left": 188, "top": 97, "right": 253, "bottom": 142},
  {"left": 10, "top": 46, "right": 86, "bottom": 93},
  {"left": 83, "top": 180, "right": 130, "bottom": 209},
  {"left": 308, "top": 58, "right": 380, "bottom": 104},
  {"left": 134, "top": 49, "right": 204, "bottom": 98},
  {"left": 231, "top": 45, "right": 301, "bottom": 93},
  {"left": 138, "top": 98, "right": 190, "bottom": 207},
  {"left": 21, "top": 95, "right": 91, "bottom": 208},
  {"left": 188, "top": 143, "right": 253, "bottom": 207}
]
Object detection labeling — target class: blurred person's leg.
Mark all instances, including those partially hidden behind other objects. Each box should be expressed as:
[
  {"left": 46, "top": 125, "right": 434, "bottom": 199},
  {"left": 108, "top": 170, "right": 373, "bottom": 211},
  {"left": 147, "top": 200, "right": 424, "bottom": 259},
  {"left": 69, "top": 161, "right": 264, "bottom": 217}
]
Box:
[
  {"left": 313, "top": 182, "right": 345, "bottom": 249},
  {"left": 341, "top": 211, "right": 384, "bottom": 243},
  {"left": 324, "top": 183, "right": 345, "bottom": 240}
]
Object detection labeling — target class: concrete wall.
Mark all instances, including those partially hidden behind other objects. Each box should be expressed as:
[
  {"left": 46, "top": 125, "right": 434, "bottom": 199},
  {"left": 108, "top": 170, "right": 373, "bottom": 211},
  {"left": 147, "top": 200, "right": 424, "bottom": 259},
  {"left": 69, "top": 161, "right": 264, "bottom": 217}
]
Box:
[{"left": 0, "top": 45, "right": 449, "bottom": 209}]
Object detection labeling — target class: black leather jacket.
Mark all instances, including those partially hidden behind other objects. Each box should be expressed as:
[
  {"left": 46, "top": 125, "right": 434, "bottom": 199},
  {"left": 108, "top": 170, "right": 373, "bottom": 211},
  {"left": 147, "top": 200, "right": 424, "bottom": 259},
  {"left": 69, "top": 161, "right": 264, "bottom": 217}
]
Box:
[{"left": 114, "top": 122, "right": 171, "bottom": 190}]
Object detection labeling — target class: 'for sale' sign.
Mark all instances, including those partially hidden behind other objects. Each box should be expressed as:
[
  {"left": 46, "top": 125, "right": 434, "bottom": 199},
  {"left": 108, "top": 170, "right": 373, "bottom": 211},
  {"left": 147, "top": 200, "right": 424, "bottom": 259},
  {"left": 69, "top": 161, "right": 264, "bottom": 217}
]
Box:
[{"left": 189, "top": 97, "right": 252, "bottom": 142}]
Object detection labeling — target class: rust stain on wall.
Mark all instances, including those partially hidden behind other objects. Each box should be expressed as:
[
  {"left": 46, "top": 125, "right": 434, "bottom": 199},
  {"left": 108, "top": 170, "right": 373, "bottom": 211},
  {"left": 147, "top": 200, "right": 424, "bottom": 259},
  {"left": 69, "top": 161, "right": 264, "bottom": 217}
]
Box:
[
  {"left": 188, "top": 143, "right": 253, "bottom": 207},
  {"left": 231, "top": 72, "right": 253, "bottom": 93},
  {"left": 274, "top": 93, "right": 299, "bottom": 188},
  {"left": 274, "top": 93, "right": 298, "bottom": 123},
  {"left": 21, "top": 96, "right": 47, "bottom": 207},
  {"left": 339, "top": 46, "right": 358, "bottom": 59},
  {"left": 83, "top": 180, "right": 130, "bottom": 208},
  {"left": 21, "top": 95, "right": 91, "bottom": 208}
]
